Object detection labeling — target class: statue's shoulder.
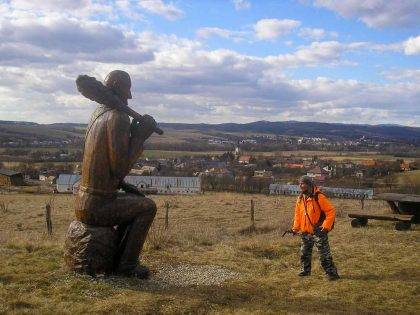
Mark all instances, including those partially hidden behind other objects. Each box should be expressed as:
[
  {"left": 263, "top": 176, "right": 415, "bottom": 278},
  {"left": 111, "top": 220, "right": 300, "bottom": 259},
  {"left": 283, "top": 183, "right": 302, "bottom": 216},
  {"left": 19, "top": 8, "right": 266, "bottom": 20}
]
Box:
[{"left": 106, "top": 107, "right": 130, "bottom": 123}]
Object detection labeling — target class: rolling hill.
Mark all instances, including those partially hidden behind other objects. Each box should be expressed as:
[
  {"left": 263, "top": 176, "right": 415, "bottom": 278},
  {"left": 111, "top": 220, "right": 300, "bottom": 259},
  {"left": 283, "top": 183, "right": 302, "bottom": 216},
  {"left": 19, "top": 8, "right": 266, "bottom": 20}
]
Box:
[
  {"left": 0, "top": 120, "right": 419, "bottom": 144},
  {"left": 159, "top": 121, "right": 420, "bottom": 142}
]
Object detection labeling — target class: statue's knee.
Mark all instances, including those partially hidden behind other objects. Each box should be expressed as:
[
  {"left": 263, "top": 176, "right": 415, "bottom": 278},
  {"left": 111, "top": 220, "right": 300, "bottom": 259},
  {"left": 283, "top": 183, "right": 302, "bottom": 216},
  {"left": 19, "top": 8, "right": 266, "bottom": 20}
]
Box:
[{"left": 143, "top": 198, "right": 157, "bottom": 216}]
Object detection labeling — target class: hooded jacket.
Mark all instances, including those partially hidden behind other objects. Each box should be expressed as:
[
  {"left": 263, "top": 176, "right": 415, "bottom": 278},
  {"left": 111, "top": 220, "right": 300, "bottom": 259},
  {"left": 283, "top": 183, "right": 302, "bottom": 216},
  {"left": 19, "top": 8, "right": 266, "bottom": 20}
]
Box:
[{"left": 292, "top": 187, "right": 336, "bottom": 234}]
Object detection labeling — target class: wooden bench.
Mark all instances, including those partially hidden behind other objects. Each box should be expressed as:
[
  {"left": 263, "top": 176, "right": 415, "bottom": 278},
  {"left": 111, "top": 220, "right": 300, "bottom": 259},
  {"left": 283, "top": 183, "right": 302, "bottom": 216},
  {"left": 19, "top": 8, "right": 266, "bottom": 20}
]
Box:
[
  {"left": 348, "top": 213, "right": 414, "bottom": 230},
  {"left": 348, "top": 193, "right": 419, "bottom": 231}
]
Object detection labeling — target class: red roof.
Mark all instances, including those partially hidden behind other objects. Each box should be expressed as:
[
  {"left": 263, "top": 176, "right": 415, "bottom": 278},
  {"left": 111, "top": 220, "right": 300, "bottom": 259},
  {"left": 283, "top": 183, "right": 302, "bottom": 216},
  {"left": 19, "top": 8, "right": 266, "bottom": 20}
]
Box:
[
  {"left": 308, "top": 166, "right": 322, "bottom": 174},
  {"left": 238, "top": 155, "right": 251, "bottom": 162}
]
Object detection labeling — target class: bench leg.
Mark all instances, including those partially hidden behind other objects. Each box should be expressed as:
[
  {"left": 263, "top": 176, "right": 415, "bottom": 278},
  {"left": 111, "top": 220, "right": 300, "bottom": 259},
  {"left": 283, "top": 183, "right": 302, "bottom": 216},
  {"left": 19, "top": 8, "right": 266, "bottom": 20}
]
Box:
[
  {"left": 395, "top": 221, "right": 411, "bottom": 231},
  {"left": 351, "top": 218, "right": 368, "bottom": 228}
]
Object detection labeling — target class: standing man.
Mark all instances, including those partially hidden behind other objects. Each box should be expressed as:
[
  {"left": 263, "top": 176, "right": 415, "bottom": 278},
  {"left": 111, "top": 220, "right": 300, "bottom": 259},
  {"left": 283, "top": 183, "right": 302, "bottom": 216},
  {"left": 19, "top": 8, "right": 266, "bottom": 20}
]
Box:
[
  {"left": 292, "top": 175, "right": 340, "bottom": 281},
  {"left": 75, "top": 70, "right": 157, "bottom": 278}
]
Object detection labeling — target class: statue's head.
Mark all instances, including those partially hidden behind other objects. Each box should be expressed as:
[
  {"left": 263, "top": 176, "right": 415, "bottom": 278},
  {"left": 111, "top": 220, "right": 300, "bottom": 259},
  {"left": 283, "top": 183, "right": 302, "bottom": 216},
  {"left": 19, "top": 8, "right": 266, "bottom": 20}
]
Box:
[{"left": 104, "top": 70, "right": 132, "bottom": 100}]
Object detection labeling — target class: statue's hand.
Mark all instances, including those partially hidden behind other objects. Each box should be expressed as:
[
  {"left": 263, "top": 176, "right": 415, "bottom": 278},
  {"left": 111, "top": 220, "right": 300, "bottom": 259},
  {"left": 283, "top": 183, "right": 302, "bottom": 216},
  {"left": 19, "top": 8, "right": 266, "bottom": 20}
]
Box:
[{"left": 131, "top": 115, "right": 157, "bottom": 141}]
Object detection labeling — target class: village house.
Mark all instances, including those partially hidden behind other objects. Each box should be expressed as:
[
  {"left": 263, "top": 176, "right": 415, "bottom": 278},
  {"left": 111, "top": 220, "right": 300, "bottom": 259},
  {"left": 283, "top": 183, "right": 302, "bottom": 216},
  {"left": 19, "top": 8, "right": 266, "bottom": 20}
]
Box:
[
  {"left": 39, "top": 174, "right": 57, "bottom": 183},
  {"left": 342, "top": 162, "right": 355, "bottom": 169},
  {"left": 355, "top": 171, "right": 364, "bottom": 178},
  {"left": 270, "top": 184, "right": 373, "bottom": 199},
  {"left": 322, "top": 165, "right": 335, "bottom": 177},
  {"left": 204, "top": 167, "right": 232, "bottom": 178},
  {"left": 306, "top": 166, "right": 330, "bottom": 183},
  {"left": 125, "top": 175, "right": 202, "bottom": 194},
  {"left": 400, "top": 160, "right": 417, "bottom": 172},
  {"left": 284, "top": 163, "right": 305, "bottom": 169},
  {"left": 253, "top": 170, "right": 273, "bottom": 178},
  {"left": 56, "top": 174, "right": 81, "bottom": 193},
  {"left": 359, "top": 159, "right": 377, "bottom": 167},
  {"left": 174, "top": 162, "right": 187, "bottom": 169},
  {"left": 204, "top": 160, "right": 227, "bottom": 169},
  {"left": 0, "top": 169, "right": 24, "bottom": 186},
  {"left": 238, "top": 155, "right": 252, "bottom": 164},
  {"left": 302, "top": 158, "right": 313, "bottom": 168},
  {"left": 55, "top": 174, "right": 202, "bottom": 195},
  {"left": 130, "top": 165, "right": 158, "bottom": 176}
]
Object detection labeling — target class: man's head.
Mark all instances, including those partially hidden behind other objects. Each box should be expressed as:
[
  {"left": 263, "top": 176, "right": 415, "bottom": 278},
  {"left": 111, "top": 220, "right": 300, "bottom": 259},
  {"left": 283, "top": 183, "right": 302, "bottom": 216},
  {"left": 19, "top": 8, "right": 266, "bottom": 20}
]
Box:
[
  {"left": 299, "top": 175, "right": 314, "bottom": 194},
  {"left": 104, "top": 70, "right": 132, "bottom": 100}
]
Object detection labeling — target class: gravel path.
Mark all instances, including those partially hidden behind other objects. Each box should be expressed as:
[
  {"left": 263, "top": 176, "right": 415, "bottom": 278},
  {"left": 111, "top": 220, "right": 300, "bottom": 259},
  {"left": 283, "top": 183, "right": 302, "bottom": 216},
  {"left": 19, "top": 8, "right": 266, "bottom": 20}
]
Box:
[
  {"left": 90, "top": 263, "right": 241, "bottom": 290},
  {"left": 149, "top": 263, "right": 241, "bottom": 288}
]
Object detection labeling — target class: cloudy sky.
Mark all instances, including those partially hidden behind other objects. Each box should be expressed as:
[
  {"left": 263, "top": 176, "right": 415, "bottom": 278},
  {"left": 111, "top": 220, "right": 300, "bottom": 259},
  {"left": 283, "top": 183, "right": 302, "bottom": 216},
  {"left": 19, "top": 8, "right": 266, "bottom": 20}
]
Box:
[{"left": 0, "top": 0, "right": 419, "bottom": 126}]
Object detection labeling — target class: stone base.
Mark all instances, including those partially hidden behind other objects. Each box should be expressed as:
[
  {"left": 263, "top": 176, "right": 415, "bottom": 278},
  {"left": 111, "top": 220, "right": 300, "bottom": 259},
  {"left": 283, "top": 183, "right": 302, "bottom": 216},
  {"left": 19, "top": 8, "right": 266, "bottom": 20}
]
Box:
[{"left": 64, "top": 220, "right": 118, "bottom": 276}]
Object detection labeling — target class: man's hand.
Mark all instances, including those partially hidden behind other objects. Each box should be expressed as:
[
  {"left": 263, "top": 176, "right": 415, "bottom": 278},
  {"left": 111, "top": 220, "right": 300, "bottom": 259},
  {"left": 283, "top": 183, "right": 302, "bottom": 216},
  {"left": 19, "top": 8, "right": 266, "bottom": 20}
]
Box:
[
  {"left": 119, "top": 181, "right": 146, "bottom": 197},
  {"left": 130, "top": 115, "right": 157, "bottom": 141},
  {"left": 316, "top": 226, "right": 328, "bottom": 235},
  {"left": 282, "top": 229, "right": 298, "bottom": 237}
]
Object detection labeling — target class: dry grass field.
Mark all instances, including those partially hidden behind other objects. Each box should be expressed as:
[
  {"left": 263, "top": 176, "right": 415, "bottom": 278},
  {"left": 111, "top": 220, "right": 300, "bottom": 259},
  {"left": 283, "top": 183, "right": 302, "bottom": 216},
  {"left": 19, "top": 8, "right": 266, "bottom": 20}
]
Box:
[{"left": 0, "top": 192, "right": 419, "bottom": 314}]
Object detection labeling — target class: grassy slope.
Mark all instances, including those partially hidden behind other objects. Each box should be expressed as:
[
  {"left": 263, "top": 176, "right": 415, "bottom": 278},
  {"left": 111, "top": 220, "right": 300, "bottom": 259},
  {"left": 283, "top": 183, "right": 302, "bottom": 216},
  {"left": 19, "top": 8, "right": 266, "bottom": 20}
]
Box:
[
  {"left": 0, "top": 124, "right": 83, "bottom": 139},
  {"left": 0, "top": 192, "right": 419, "bottom": 314}
]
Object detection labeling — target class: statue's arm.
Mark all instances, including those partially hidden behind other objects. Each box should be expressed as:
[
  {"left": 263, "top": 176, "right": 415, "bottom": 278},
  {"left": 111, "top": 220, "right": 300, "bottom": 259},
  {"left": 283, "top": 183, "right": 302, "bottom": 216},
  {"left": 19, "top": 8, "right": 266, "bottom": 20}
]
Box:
[
  {"left": 106, "top": 111, "right": 137, "bottom": 180},
  {"left": 127, "top": 131, "right": 145, "bottom": 171},
  {"left": 107, "top": 111, "right": 146, "bottom": 180},
  {"left": 126, "top": 115, "right": 157, "bottom": 170}
]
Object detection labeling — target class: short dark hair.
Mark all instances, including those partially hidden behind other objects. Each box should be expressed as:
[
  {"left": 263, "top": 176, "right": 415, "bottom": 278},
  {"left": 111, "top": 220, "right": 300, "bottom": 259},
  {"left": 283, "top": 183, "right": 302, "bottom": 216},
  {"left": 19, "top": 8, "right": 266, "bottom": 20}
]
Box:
[{"left": 299, "top": 175, "right": 313, "bottom": 186}]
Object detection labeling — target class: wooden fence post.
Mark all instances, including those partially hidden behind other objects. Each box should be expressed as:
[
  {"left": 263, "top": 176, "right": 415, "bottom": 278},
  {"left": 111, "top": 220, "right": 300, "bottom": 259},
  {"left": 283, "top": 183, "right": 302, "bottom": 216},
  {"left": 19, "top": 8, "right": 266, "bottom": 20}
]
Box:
[
  {"left": 165, "top": 201, "right": 169, "bottom": 230},
  {"left": 250, "top": 199, "right": 255, "bottom": 228},
  {"left": 45, "top": 204, "right": 52, "bottom": 235}
]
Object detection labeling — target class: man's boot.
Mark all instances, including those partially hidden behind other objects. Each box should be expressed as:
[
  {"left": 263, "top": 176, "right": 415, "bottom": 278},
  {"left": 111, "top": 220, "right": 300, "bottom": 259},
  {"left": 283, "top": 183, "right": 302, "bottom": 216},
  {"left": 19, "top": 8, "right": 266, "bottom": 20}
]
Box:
[
  {"left": 298, "top": 270, "right": 311, "bottom": 277},
  {"left": 327, "top": 273, "right": 340, "bottom": 281}
]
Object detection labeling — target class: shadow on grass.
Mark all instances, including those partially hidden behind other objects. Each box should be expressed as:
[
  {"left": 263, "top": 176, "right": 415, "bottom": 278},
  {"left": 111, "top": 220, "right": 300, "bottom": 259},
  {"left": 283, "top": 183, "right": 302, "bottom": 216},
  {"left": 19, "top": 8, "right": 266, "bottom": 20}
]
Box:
[
  {"left": 10, "top": 301, "right": 34, "bottom": 311},
  {"left": 239, "top": 243, "right": 296, "bottom": 260},
  {"left": 238, "top": 224, "right": 278, "bottom": 235},
  {"left": 342, "top": 267, "right": 419, "bottom": 282},
  {"left": 94, "top": 275, "right": 382, "bottom": 314}
]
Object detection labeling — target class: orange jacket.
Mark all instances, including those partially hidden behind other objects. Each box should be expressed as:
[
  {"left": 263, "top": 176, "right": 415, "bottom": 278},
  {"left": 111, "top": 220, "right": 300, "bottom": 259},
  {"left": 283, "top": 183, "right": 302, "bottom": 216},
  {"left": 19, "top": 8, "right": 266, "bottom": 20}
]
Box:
[{"left": 292, "top": 187, "right": 336, "bottom": 234}]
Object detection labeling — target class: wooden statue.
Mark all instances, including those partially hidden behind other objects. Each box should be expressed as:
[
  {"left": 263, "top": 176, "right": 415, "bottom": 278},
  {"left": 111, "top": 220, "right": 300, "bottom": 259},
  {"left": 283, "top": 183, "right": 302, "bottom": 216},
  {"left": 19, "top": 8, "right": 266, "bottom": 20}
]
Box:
[{"left": 65, "top": 70, "right": 160, "bottom": 278}]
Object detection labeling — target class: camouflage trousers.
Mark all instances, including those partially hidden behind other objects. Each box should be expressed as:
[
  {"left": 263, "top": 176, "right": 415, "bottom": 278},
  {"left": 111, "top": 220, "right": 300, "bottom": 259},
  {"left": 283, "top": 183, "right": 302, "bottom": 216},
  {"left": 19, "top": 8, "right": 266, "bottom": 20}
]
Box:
[{"left": 300, "top": 228, "right": 338, "bottom": 275}]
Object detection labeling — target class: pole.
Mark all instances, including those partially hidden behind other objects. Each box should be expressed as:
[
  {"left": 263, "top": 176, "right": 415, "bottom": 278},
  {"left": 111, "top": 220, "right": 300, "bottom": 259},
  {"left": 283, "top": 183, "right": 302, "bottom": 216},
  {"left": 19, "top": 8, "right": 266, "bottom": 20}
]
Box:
[
  {"left": 45, "top": 204, "right": 52, "bottom": 235},
  {"left": 165, "top": 201, "right": 169, "bottom": 230},
  {"left": 250, "top": 199, "right": 255, "bottom": 228}
]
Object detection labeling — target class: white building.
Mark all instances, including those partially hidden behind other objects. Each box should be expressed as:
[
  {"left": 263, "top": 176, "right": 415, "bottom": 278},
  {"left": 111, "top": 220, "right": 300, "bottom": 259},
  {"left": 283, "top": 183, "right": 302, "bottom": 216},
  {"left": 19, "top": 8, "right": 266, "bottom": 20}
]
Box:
[
  {"left": 269, "top": 184, "right": 373, "bottom": 199},
  {"left": 125, "top": 175, "right": 201, "bottom": 194},
  {"left": 56, "top": 174, "right": 201, "bottom": 195},
  {"left": 269, "top": 184, "right": 301, "bottom": 196},
  {"left": 56, "top": 174, "right": 81, "bottom": 193}
]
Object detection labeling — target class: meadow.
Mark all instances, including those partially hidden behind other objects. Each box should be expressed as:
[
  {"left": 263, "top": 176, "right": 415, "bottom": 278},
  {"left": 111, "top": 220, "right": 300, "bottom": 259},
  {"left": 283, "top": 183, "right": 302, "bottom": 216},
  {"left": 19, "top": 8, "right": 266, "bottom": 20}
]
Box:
[{"left": 0, "top": 192, "right": 418, "bottom": 314}]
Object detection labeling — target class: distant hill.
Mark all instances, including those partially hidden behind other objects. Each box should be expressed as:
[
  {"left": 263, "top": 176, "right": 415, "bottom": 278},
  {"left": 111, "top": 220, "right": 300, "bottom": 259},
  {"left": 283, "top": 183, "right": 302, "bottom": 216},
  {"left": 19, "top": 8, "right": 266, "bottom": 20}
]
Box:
[
  {"left": 0, "top": 121, "right": 84, "bottom": 141},
  {"left": 159, "top": 121, "right": 420, "bottom": 142},
  {"left": 0, "top": 120, "right": 419, "bottom": 144}
]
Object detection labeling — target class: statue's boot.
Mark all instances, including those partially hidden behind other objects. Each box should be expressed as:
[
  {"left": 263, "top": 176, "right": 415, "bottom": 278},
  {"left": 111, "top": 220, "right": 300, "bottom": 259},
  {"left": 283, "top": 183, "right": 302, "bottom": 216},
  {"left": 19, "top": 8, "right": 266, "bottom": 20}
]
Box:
[
  {"left": 115, "top": 201, "right": 156, "bottom": 277},
  {"left": 117, "top": 264, "right": 151, "bottom": 279}
]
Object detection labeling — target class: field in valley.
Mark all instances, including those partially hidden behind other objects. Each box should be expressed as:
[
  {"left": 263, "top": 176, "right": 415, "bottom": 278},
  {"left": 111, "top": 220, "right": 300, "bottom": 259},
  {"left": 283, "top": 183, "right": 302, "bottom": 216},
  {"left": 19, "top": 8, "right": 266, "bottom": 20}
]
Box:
[{"left": 0, "top": 192, "right": 419, "bottom": 314}]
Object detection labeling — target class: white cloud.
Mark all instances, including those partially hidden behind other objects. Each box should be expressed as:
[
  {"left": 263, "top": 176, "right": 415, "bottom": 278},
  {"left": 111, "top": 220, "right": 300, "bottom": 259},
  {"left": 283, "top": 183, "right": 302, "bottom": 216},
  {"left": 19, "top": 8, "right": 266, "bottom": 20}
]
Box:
[
  {"left": 254, "top": 19, "right": 301, "bottom": 40},
  {"left": 0, "top": 1, "right": 418, "bottom": 126},
  {"left": 138, "top": 0, "right": 184, "bottom": 21},
  {"left": 6, "top": 0, "right": 113, "bottom": 19},
  {"left": 10, "top": 0, "right": 90, "bottom": 11},
  {"left": 196, "top": 27, "right": 247, "bottom": 42},
  {"left": 2, "top": 25, "right": 418, "bottom": 125},
  {"left": 298, "top": 27, "right": 338, "bottom": 40},
  {"left": 232, "top": 0, "right": 251, "bottom": 10},
  {"left": 267, "top": 41, "right": 346, "bottom": 67},
  {"left": 383, "top": 69, "right": 420, "bottom": 83},
  {"left": 403, "top": 35, "right": 420, "bottom": 55},
  {"left": 313, "top": 0, "right": 420, "bottom": 28},
  {"left": 0, "top": 17, "right": 154, "bottom": 65}
]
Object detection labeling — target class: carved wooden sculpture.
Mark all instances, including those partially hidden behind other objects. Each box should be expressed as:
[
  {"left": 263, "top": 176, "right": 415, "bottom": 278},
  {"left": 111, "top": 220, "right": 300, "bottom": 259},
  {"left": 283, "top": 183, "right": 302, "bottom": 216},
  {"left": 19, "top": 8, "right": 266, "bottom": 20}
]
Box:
[{"left": 64, "top": 70, "right": 159, "bottom": 278}]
